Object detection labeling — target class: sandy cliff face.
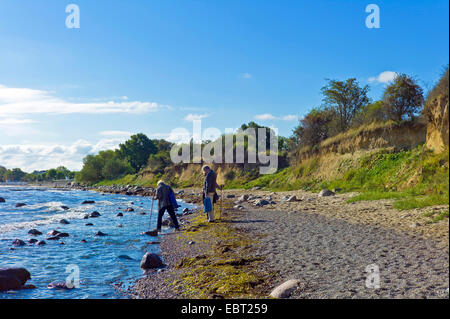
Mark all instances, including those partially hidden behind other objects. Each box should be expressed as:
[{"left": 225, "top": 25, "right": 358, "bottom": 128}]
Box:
[{"left": 426, "top": 95, "right": 449, "bottom": 153}]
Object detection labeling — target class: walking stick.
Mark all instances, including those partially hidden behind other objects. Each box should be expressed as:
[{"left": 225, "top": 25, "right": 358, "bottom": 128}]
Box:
[
  {"left": 149, "top": 193, "right": 155, "bottom": 230},
  {"left": 219, "top": 187, "right": 223, "bottom": 220}
]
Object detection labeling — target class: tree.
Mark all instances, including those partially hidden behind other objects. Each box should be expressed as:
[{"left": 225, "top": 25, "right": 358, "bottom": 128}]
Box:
[
  {"left": 352, "top": 100, "right": 389, "bottom": 127},
  {"left": 118, "top": 133, "right": 157, "bottom": 172},
  {"left": 383, "top": 73, "right": 424, "bottom": 122},
  {"left": 5, "top": 168, "right": 26, "bottom": 181},
  {"left": 293, "top": 108, "right": 333, "bottom": 147},
  {"left": 321, "top": 78, "right": 370, "bottom": 133}
]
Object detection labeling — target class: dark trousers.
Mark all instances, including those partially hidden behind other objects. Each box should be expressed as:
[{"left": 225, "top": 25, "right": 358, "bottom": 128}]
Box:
[{"left": 157, "top": 205, "right": 180, "bottom": 230}]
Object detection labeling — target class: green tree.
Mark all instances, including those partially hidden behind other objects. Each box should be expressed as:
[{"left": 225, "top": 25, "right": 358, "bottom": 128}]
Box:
[
  {"left": 352, "top": 101, "right": 389, "bottom": 127},
  {"left": 5, "top": 168, "right": 26, "bottom": 181},
  {"left": 293, "top": 108, "right": 333, "bottom": 147},
  {"left": 383, "top": 74, "right": 424, "bottom": 122},
  {"left": 321, "top": 78, "right": 370, "bottom": 133},
  {"left": 118, "top": 133, "right": 157, "bottom": 172}
]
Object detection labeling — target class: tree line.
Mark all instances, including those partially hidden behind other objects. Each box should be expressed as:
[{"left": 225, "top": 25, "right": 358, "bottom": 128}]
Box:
[{"left": 0, "top": 166, "right": 75, "bottom": 182}]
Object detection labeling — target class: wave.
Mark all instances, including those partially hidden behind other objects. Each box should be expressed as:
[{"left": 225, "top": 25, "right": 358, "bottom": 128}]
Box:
[{"left": 0, "top": 209, "right": 87, "bottom": 234}]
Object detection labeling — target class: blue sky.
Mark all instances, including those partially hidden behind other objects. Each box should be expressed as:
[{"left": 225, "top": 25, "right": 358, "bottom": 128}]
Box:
[{"left": 0, "top": 0, "right": 448, "bottom": 171}]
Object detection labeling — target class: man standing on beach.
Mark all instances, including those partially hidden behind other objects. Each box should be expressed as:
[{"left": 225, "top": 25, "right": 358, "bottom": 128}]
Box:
[
  {"left": 202, "top": 165, "right": 220, "bottom": 222},
  {"left": 155, "top": 180, "right": 180, "bottom": 232}
]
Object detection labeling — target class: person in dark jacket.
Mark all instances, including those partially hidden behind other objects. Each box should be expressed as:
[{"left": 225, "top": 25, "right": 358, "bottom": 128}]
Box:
[
  {"left": 202, "top": 165, "right": 221, "bottom": 222},
  {"left": 154, "top": 180, "right": 180, "bottom": 232}
]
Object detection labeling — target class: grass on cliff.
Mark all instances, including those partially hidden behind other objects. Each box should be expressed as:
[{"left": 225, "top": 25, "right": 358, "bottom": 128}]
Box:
[{"left": 228, "top": 145, "right": 449, "bottom": 210}]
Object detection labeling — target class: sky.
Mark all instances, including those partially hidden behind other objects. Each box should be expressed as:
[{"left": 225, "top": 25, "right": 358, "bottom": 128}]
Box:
[{"left": 0, "top": 0, "right": 448, "bottom": 172}]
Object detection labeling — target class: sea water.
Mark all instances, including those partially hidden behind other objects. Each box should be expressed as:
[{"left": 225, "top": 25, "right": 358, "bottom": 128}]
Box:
[{"left": 0, "top": 185, "right": 194, "bottom": 299}]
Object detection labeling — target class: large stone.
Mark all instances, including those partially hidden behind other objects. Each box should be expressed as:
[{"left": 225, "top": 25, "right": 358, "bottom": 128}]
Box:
[
  {"left": 28, "top": 229, "right": 42, "bottom": 236},
  {"left": 59, "top": 219, "right": 70, "bottom": 225},
  {"left": 0, "top": 268, "right": 31, "bottom": 291},
  {"left": 60, "top": 206, "right": 70, "bottom": 210},
  {"left": 140, "top": 253, "right": 164, "bottom": 270},
  {"left": 89, "top": 211, "right": 101, "bottom": 218},
  {"left": 319, "top": 189, "right": 335, "bottom": 197},
  {"left": 15, "top": 203, "right": 26, "bottom": 208},
  {"left": 0, "top": 197, "right": 5, "bottom": 203},
  {"left": 81, "top": 200, "right": 95, "bottom": 205},
  {"left": 47, "top": 230, "right": 60, "bottom": 236},
  {"left": 95, "top": 231, "right": 107, "bottom": 237},
  {"left": 12, "top": 239, "right": 26, "bottom": 246},
  {"left": 254, "top": 199, "right": 270, "bottom": 207},
  {"left": 269, "top": 279, "right": 302, "bottom": 299},
  {"left": 238, "top": 195, "right": 249, "bottom": 202}
]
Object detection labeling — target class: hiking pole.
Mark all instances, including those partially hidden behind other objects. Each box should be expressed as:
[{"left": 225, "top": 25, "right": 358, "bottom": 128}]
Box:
[
  {"left": 149, "top": 191, "right": 155, "bottom": 230},
  {"left": 219, "top": 186, "right": 223, "bottom": 220}
]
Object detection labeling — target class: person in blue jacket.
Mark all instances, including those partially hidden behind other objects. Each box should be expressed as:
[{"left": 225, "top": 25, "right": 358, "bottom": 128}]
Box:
[{"left": 154, "top": 180, "right": 180, "bottom": 232}]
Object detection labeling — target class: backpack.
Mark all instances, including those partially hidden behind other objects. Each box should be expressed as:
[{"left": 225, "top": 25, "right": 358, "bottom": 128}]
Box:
[{"left": 168, "top": 187, "right": 179, "bottom": 209}]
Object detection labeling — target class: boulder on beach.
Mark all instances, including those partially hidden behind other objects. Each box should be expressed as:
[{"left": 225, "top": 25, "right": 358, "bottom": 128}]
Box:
[
  {"left": 269, "top": 279, "right": 302, "bottom": 299},
  {"left": 254, "top": 199, "right": 270, "bottom": 207},
  {"left": 226, "top": 194, "right": 236, "bottom": 199},
  {"left": 319, "top": 189, "right": 335, "bottom": 197},
  {"left": 0, "top": 268, "right": 31, "bottom": 292},
  {"left": 15, "top": 203, "right": 26, "bottom": 208},
  {"left": 59, "top": 219, "right": 70, "bottom": 225},
  {"left": 238, "top": 194, "right": 249, "bottom": 202},
  {"left": 0, "top": 197, "right": 5, "bottom": 203},
  {"left": 81, "top": 200, "right": 95, "bottom": 205},
  {"left": 12, "top": 239, "right": 26, "bottom": 246},
  {"left": 161, "top": 218, "right": 175, "bottom": 227},
  {"left": 140, "top": 253, "right": 164, "bottom": 270},
  {"left": 89, "top": 211, "right": 101, "bottom": 218},
  {"left": 28, "top": 229, "right": 42, "bottom": 236}
]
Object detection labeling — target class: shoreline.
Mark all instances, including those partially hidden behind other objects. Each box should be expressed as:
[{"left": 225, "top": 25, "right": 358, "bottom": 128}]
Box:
[{"left": 131, "top": 188, "right": 449, "bottom": 299}]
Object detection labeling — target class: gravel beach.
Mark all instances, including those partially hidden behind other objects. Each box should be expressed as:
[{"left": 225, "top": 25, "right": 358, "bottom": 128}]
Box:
[{"left": 132, "top": 189, "right": 449, "bottom": 299}]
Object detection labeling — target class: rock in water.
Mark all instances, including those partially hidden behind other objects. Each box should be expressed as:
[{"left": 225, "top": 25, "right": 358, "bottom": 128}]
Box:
[
  {"left": 116, "top": 212, "right": 123, "bottom": 217},
  {"left": 118, "top": 255, "right": 133, "bottom": 260},
  {"left": 0, "top": 197, "right": 5, "bottom": 203},
  {"left": 319, "top": 189, "right": 335, "bottom": 197},
  {"left": 140, "top": 253, "right": 164, "bottom": 270},
  {"left": 60, "top": 206, "right": 70, "bottom": 210},
  {"left": 12, "top": 239, "right": 26, "bottom": 246},
  {"left": 28, "top": 229, "right": 42, "bottom": 236},
  {"left": 36, "top": 240, "right": 46, "bottom": 246},
  {"left": 47, "top": 281, "right": 74, "bottom": 290},
  {"left": 124, "top": 207, "right": 134, "bottom": 212},
  {"left": 89, "top": 211, "right": 101, "bottom": 218},
  {"left": 270, "top": 279, "right": 302, "bottom": 298},
  {"left": 81, "top": 200, "right": 95, "bottom": 204},
  {"left": 0, "top": 268, "right": 31, "bottom": 291},
  {"left": 47, "top": 230, "right": 60, "bottom": 236},
  {"left": 15, "top": 203, "right": 26, "bottom": 208},
  {"left": 95, "top": 231, "right": 107, "bottom": 236},
  {"left": 141, "top": 230, "right": 158, "bottom": 236},
  {"left": 59, "top": 219, "right": 70, "bottom": 225},
  {"left": 28, "top": 238, "right": 38, "bottom": 244}
]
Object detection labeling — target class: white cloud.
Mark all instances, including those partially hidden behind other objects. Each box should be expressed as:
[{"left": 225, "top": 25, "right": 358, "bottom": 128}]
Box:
[
  {"left": 0, "top": 138, "right": 128, "bottom": 172},
  {"left": 0, "top": 84, "right": 163, "bottom": 116},
  {"left": 239, "top": 73, "right": 252, "bottom": 79},
  {"left": 281, "top": 115, "right": 298, "bottom": 121},
  {"left": 99, "top": 130, "right": 132, "bottom": 137},
  {"left": 255, "top": 113, "right": 297, "bottom": 121},
  {"left": 255, "top": 113, "right": 277, "bottom": 121},
  {"left": 184, "top": 113, "right": 209, "bottom": 122},
  {"left": 368, "top": 71, "right": 397, "bottom": 84},
  {"left": 0, "top": 118, "right": 36, "bottom": 125}
]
